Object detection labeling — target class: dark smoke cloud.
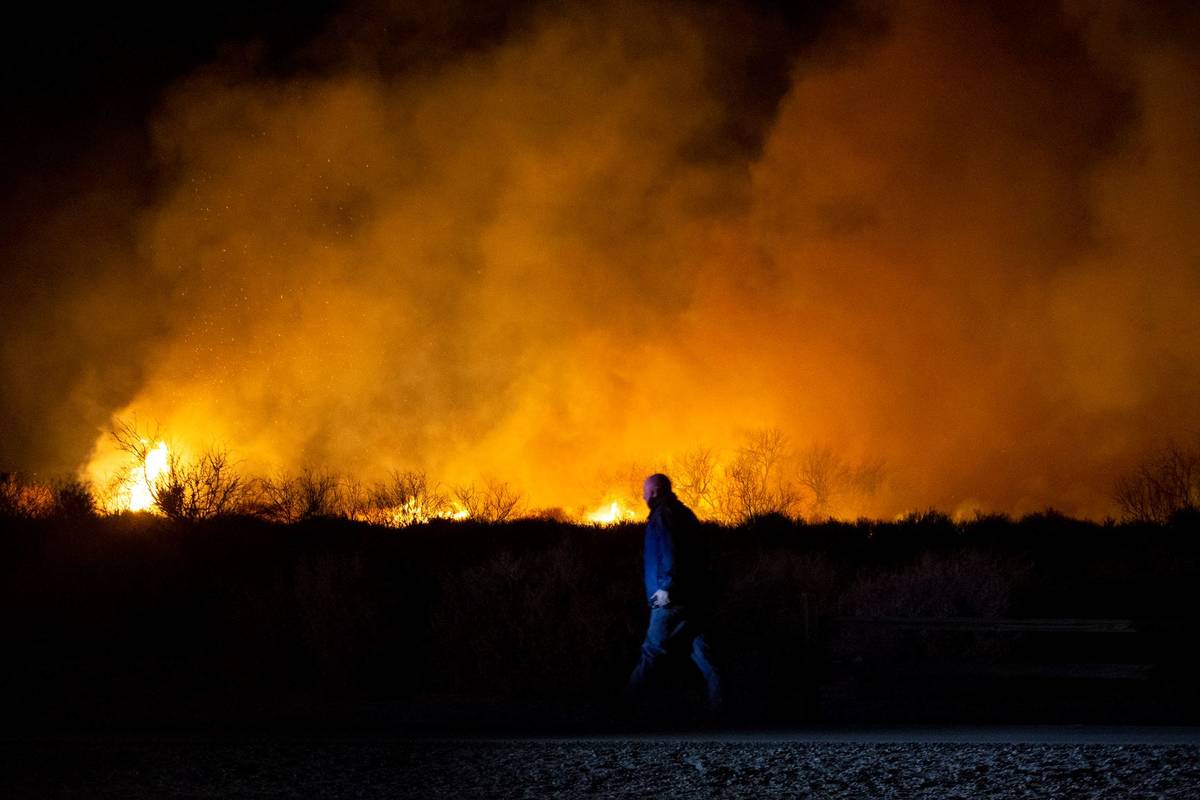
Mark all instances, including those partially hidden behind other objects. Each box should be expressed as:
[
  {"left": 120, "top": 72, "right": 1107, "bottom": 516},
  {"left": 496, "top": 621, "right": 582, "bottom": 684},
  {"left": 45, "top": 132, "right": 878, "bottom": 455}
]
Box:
[{"left": 2, "top": 0, "right": 1198, "bottom": 518}]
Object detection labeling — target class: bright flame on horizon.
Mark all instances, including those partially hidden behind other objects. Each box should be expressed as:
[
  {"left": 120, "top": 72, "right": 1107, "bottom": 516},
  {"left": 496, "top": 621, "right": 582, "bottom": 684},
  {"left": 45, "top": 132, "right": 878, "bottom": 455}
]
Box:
[
  {"left": 127, "top": 440, "right": 169, "bottom": 513},
  {"left": 585, "top": 500, "right": 638, "bottom": 526}
]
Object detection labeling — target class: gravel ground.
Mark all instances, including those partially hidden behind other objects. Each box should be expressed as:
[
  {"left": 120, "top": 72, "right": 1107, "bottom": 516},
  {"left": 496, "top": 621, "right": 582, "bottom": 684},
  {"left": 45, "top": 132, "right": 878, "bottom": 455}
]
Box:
[{"left": 4, "top": 734, "right": 1199, "bottom": 798}]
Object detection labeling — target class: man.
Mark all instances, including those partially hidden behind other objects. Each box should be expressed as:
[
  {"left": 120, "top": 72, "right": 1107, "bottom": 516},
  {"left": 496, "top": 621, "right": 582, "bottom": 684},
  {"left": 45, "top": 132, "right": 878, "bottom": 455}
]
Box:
[{"left": 625, "top": 473, "right": 724, "bottom": 714}]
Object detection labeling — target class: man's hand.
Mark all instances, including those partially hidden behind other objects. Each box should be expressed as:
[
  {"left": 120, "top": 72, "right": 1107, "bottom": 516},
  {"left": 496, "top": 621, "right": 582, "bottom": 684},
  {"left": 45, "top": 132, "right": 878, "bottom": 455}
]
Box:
[{"left": 651, "top": 589, "right": 670, "bottom": 608}]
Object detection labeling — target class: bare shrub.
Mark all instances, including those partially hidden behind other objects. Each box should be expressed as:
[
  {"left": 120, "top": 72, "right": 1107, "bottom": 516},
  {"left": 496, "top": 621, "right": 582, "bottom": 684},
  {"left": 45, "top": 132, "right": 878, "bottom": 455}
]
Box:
[
  {"left": 252, "top": 468, "right": 345, "bottom": 523},
  {"left": 339, "top": 478, "right": 372, "bottom": 520},
  {"left": 454, "top": 479, "right": 522, "bottom": 522},
  {"left": 154, "top": 448, "right": 248, "bottom": 522},
  {"left": 672, "top": 447, "right": 718, "bottom": 517},
  {"left": 798, "top": 445, "right": 886, "bottom": 520},
  {"left": 718, "top": 428, "right": 800, "bottom": 522},
  {"left": 850, "top": 457, "right": 886, "bottom": 497},
  {"left": 109, "top": 419, "right": 247, "bottom": 521},
  {"left": 106, "top": 417, "right": 162, "bottom": 506},
  {"left": 1114, "top": 439, "right": 1200, "bottom": 523},
  {"left": 367, "top": 469, "right": 449, "bottom": 526},
  {"left": 798, "top": 445, "right": 850, "bottom": 520}
]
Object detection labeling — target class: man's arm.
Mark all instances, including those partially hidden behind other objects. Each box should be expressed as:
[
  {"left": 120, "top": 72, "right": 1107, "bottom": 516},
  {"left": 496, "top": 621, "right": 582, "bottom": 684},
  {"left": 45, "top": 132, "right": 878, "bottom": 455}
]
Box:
[{"left": 655, "top": 513, "right": 677, "bottom": 601}]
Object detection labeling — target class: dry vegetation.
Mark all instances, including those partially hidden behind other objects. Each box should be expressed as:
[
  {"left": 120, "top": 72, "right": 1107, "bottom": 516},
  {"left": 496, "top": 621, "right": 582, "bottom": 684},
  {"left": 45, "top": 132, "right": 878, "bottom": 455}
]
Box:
[
  {"left": 1113, "top": 438, "right": 1200, "bottom": 524},
  {"left": 91, "top": 420, "right": 895, "bottom": 526},
  {"left": 8, "top": 424, "right": 1200, "bottom": 531},
  {"left": 10, "top": 427, "right": 1200, "bottom": 529}
]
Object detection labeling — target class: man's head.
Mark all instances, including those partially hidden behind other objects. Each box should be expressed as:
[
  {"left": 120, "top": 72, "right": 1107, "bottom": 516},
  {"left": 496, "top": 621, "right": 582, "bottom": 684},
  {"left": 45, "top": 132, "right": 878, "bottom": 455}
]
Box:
[{"left": 643, "top": 473, "right": 673, "bottom": 508}]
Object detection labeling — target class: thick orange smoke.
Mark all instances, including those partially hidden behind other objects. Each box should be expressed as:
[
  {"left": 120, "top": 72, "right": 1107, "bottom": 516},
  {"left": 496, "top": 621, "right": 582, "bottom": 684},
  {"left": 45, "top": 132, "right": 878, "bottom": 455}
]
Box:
[{"left": 5, "top": 1, "right": 1199, "bottom": 519}]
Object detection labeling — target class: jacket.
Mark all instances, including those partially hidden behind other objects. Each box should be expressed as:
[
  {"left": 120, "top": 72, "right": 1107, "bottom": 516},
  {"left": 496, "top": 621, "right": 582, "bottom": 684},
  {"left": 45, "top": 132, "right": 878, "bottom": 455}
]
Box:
[{"left": 643, "top": 492, "right": 708, "bottom": 605}]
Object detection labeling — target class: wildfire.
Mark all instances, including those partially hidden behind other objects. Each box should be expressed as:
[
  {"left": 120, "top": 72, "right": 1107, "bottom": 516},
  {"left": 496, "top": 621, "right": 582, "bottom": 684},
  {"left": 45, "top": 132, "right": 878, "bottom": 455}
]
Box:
[
  {"left": 585, "top": 499, "right": 638, "bottom": 526},
  {"left": 380, "top": 498, "right": 471, "bottom": 527},
  {"left": 86, "top": 417, "right": 664, "bottom": 525},
  {"left": 127, "top": 440, "right": 170, "bottom": 512}
]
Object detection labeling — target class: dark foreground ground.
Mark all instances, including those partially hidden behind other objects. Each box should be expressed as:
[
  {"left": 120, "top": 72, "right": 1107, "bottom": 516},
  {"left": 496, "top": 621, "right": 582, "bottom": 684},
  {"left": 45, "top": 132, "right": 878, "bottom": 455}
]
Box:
[{"left": 4, "top": 729, "right": 1199, "bottom": 798}]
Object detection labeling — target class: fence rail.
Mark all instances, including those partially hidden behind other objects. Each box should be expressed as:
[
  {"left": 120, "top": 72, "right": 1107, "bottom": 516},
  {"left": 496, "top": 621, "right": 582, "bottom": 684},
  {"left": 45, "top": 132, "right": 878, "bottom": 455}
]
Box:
[
  {"left": 831, "top": 617, "right": 1137, "bottom": 634},
  {"left": 825, "top": 616, "right": 1151, "bottom": 682}
]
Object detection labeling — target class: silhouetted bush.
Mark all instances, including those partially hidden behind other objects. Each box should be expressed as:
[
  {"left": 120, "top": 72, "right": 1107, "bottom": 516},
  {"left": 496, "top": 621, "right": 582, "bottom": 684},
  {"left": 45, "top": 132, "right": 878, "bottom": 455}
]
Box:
[
  {"left": 156, "top": 448, "right": 249, "bottom": 521},
  {"left": 0, "top": 473, "right": 96, "bottom": 520},
  {"left": 0, "top": 472, "right": 53, "bottom": 518},
  {"left": 251, "top": 469, "right": 348, "bottom": 523},
  {"left": 51, "top": 479, "right": 96, "bottom": 519},
  {"left": 840, "top": 550, "right": 1026, "bottom": 618},
  {"left": 0, "top": 510, "right": 1197, "bottom": 732},
  {"left": 453, "top": 479, "right": 523, "bottom": 522},
  {"left": 364, "top": 469, "right": 451, "bottom": 525}
]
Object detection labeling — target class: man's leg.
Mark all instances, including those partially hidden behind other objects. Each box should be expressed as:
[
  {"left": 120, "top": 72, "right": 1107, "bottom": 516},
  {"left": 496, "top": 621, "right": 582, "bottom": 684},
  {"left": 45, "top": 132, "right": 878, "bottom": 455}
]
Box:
[
  {"left": 690, "top": 631, "right": 725, "bottom": 713},
  {"left": 626, "top": 607, "right": 673, "bottom": 699}
]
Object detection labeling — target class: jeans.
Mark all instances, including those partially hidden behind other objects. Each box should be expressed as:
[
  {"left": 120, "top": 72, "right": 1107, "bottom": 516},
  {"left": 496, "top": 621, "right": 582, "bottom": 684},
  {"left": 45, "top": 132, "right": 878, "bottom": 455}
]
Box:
[{"left": 627, "top": 605, "right": 724, "bottom": 712}]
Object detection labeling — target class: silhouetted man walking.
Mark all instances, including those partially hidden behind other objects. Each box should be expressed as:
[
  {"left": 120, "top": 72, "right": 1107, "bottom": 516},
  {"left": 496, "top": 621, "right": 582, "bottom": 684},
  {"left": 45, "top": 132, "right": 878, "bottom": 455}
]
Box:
[{"left": 626, "top": 473, "right": 724, "bottom": 715}]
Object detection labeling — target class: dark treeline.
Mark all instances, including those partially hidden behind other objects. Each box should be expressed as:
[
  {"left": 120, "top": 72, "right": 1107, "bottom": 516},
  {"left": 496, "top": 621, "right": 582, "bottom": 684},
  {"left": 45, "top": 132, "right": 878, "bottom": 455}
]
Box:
[{"left": 2, "top": 510, "right": 1199, "bottom": 733}]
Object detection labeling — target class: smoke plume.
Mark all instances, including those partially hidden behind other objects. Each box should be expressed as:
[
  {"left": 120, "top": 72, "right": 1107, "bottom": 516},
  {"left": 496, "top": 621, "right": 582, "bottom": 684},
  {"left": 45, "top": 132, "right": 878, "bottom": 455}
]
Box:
[{"left": 3, "top": 0, "right": 1199, "bottom": 518}]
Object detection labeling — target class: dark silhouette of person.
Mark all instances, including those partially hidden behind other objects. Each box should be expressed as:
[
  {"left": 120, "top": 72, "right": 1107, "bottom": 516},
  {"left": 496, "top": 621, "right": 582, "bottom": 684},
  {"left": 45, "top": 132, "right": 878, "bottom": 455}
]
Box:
[{"left": 625, "top": 473, "right": 724, "bottom": 714}]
